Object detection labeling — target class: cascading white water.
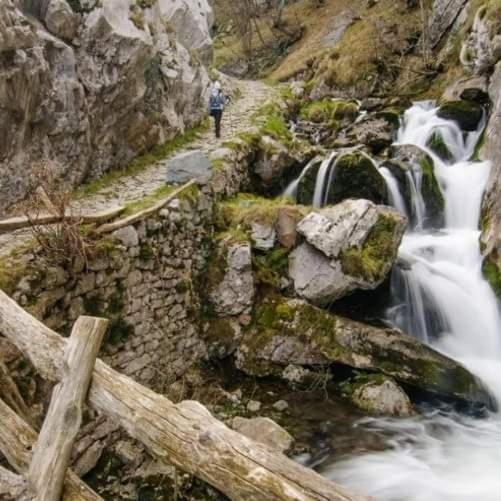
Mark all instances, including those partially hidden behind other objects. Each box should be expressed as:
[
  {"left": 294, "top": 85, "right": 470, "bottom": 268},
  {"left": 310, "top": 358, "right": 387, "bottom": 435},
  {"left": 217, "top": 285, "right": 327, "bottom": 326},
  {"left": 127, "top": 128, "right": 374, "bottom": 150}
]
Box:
[{"left": 324, "top": 103, "right": 501, "bottom": 500}]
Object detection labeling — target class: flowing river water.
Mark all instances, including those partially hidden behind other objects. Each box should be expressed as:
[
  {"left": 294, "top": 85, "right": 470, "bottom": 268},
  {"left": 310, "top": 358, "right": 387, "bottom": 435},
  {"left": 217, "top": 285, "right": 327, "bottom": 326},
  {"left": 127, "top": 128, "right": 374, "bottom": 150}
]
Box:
[{"left": 291, "top": 102, "right": 501, "bottom": 500}]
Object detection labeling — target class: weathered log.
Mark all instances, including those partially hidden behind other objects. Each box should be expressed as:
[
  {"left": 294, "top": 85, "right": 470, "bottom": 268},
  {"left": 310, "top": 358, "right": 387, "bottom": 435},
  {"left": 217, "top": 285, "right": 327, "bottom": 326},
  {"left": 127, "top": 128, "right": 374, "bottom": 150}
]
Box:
[
  {"left": 95, "top": 180, "right": 196, "bottom": 235},
  {"left": 0, "top": 206, "right": 125, "bottom": 233},
  {"left": 28, "top": 316, "right": 107, "bottom": 501},
  {"left": 0, "top": 358, "right": 33, "bottom": 426},
  {"left": 0, "top": 398, "right": 103, "bottom": 501},
  {"left": 0, "top": 464, "right": 26, "bottom": 500},
  {"left": 0, "top": 289, "right": 369, "bottom": 501}
]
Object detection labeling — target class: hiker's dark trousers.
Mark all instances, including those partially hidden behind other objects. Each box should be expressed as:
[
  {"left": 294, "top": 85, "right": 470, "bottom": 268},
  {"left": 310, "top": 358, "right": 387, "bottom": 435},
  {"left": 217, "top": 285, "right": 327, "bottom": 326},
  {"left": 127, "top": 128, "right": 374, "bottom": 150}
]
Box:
[{"left": 211, "top": 109, "right": 223, "bottom": 138}]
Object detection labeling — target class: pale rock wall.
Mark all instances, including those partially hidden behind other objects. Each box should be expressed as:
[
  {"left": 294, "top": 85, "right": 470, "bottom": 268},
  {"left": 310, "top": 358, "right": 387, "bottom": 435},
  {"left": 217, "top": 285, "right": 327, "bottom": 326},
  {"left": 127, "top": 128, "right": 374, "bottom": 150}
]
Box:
[{"left": 0, "top": 0, "right": 213, "bottom": 215}]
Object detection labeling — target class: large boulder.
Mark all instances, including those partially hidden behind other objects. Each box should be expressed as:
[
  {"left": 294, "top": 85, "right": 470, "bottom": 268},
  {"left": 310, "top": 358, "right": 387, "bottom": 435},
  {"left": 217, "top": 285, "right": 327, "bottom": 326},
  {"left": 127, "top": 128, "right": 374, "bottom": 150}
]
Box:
[
  {"left": 235, "top": 296, "right": 493, "bottom": 408},
  {"left": 437, "top": 100, "right": 484, "bottom": 131},
  {"left": 0, "top": 0, "right": 213, "bottom": 214},
  {"left": 385, "top": 144, "right": 445, "bottom": 228},
  {"left": 326, "top": 152, "right": 388, "bottom": 206},
  {"left": 429, "top": 0, "right": 468, "bottom": 48},
  {"left": 289, "top": 200, "right": 406, "bottom": 305},
  {"left": 348, "top": 375, "right": 415, "bottom": 417},
  {"left": 165, "top": 150, "right": 212, "bottom": 184}
]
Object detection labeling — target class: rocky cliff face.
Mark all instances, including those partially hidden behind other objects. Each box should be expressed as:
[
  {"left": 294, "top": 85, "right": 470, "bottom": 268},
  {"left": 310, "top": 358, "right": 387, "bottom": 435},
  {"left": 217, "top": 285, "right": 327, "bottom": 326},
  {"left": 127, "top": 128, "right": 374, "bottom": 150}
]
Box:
[{"left": 0, "top": 0, "right": 213, "bottom": 214}]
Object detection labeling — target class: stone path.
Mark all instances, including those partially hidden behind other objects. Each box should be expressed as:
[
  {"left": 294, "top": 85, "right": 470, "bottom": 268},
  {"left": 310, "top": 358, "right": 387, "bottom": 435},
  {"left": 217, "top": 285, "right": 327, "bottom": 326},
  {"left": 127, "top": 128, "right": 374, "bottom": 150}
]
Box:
[{"left": 0, "top": 79, "right": 274, "bottom": 258}]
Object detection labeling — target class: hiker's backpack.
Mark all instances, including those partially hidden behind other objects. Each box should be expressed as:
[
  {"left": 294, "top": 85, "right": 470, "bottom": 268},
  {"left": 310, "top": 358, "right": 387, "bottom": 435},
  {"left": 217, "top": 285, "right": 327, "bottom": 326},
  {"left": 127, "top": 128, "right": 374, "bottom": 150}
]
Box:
[{"left": 209, "top": 91, "right": 224, "bottom": 111}]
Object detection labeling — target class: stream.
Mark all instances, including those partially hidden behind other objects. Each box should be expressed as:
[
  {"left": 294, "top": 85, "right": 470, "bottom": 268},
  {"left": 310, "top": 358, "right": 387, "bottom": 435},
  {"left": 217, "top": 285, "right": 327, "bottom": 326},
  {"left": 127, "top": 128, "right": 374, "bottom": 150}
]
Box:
[{"left": 293, "top": 102, "right": 501, "bottom": 500}]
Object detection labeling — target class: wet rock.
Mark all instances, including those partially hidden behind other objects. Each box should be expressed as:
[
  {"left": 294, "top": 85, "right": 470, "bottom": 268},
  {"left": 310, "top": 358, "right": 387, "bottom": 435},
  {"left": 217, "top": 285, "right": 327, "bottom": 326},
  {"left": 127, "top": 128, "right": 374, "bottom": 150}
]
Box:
[
  {"left": 387, "top": 144, "right": 445, "bottom": 227},
  {"left": 289, "top": 200, "right": 406, "bottom": 304},
  {"left": 442, "top": 76, "right": 490, "bottom": 104},
  {"left": 236, "top": 296, "right": 493, "bottom": 408},
  {"left": 208, "top": 242, "right": 254, "bottom": 317},
  {"left": 335, "top": 117, "right": 395, "bottom": 154},
  {"left": 349, "top": 376, "right": 415, "bottom": 417},
  {"left": 165, "top": 150, "right": 213, "bottom": 184},
  {"left": 253, "top": 136, "right": 296, "bottom": 190},
  {"left": 326, "top": 151, "right": 389, "bottom": 205},
  {"left": 232, "top": 416, "right": 293, "bottom": 453},
  {"left": 437, "top": 100, "right": 484, "bottom": 131}
]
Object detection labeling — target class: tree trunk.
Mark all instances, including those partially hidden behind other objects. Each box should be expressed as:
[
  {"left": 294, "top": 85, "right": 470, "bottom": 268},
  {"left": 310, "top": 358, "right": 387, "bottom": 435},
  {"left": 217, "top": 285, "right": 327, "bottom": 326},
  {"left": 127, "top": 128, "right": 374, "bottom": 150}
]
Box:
[
  {"left": 0, "top": 289, "right": 370, "bottom": 501},
  {"left": 27, "top": 317, "right": 107, "bottom": 501}
]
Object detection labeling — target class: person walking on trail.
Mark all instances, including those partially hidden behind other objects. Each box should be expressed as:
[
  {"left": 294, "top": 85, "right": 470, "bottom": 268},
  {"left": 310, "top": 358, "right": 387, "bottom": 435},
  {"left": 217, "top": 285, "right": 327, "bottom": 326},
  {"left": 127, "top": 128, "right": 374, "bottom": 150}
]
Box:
[{"left": 209, "top": 81, "right": 226, "bottom": 139}]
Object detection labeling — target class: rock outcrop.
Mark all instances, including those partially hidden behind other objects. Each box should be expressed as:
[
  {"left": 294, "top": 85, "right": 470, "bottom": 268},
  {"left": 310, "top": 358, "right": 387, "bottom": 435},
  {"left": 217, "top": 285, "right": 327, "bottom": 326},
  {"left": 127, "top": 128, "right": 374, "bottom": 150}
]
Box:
[
  {"left": 235, "top": 296, "right": 493, "bottom": 408},
  {"left": 0, "top": 0, "right": 213, "bottom": 214},
  {"left": 289, "top": 200, "right": 406, "bottom": 305}
]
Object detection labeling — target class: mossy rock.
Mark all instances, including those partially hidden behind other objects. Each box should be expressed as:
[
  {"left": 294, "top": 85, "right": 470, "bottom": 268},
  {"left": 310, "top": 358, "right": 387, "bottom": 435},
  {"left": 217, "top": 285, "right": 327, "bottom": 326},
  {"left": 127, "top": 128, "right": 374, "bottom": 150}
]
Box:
[
  {"left": 437, "top": 100, "right": 484, "bottom": 132},
  {"left": 326, "top": 152, "right": 388, "bottom": 205},
  {"left": 299, "top": 99, "right": 359, "bottom": 124},
  {"left": 375, "top": 108, "right": 401, "bottom": 128},
  {"left": 339, "top": 213, "right": 400, "bottom": 283},
  {"left": 236, "top": 296, "right": 494, "bottom": 408},
  {"left": 482, "top": 256, "right": 501, "bottom": 299},
  {"left": 296, "top": 161, "right": 321, "bottom": 205},
  {"left": 388, "top": 145, "right": 445, "bottom": 228},
  {"left": 426, "top": 131, "right": 453, "bottom": 161}
]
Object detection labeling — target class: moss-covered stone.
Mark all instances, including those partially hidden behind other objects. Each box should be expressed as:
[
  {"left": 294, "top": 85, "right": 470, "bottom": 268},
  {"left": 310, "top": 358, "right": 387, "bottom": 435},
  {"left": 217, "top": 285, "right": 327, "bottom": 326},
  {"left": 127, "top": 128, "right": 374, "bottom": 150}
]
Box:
[
  {"left": 437, "top": 100, "right": 484, "bottom": 131},
  {"left": 426, "top": 131, "right": 453, "bottom": 161},
  {"left": 236, "top": 295, "right": 493, "bottom": 408},
  {"left": 482, "top": 257, "right": 501, "bottom": 299},
  {"left": 252, "top": 248, "right": 290, "bottom": 288},
  {"left": 421, "top": 156, "right": 445, "bottom": 226},
  {"left": 299, "top": 99, "right": 359, "bottom": 124},
  {"left": 326, "top": 152, "right": 388, "bottom": 205},
  {"left": 340, "top": 214, "right": 399, "bottom": 282},
  {"left": 106, "top": 318, "right": 134, "bottom": 346},
  {"left": 296, "top": 161, "right": 321, "bottom": 205}
]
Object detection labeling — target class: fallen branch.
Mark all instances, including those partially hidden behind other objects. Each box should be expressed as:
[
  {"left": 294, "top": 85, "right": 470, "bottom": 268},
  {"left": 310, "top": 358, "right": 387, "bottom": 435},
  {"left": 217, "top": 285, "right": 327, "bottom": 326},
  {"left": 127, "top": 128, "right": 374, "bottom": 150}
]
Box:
[
  {"left": 95, "top": 180, "right": 196, "bottom": 235},
  {"left": 0, "top": 289, "right": 369, "bottom": 501},
  {"left": 28, "top": 316, "right": 107, "bottom": 501},
  {"left": 0, "top": 207, "right": 125, "bottom": 233},
  {"left": 0, "top": 397, "right": 103, "bottom": 501}
]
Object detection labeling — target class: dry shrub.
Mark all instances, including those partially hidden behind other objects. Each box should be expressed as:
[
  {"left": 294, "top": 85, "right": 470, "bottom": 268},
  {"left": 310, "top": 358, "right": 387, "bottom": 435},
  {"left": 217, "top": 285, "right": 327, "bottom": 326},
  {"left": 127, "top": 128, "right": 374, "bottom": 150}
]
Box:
[{"left": 25, "top": 161, "right": 94, "bottom": 269}]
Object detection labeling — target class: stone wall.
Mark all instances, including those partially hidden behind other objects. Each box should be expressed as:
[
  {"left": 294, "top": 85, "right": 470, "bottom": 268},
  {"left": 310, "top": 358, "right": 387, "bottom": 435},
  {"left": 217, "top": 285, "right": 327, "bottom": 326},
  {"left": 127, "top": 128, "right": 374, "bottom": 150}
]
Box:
[{"left": 5, "top": 185, "right": 214, "bottom": 390}]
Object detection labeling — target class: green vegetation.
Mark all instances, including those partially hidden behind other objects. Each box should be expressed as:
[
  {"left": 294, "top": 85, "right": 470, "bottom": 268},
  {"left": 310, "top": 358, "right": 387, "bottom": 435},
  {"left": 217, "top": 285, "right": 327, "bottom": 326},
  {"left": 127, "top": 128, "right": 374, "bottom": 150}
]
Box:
[
  {"left": 421, "top": 156, "right": 445, "bottom": 224},
  {"left": 340, "top": 214, "right": 399, "bottom": 282},
  {"left": 299, "top": 99, "right": 358, "bottom": 124},
  {"left": 483, "top": 258, "right": 501, "bottom": 298},
  {"left": 437, "top": 101, "right": 484, "bottom": 131},
  {"left": 327, "top": 152, "right": 388, "bottom": 205},
  {"left": 122, "top": 185, "right": 176, "bottom": 216},
  {"left": 253, "top": 248, "right": 290, "bottom": 288},
  {"left": 106, "top": 318, "right": 134, "bottom": 346},
  {"left": 77, "top": 121, "right": 208, "bottom": 197},
  {"left": 427, "top": 131, "right": 453, "bottom": 161}
]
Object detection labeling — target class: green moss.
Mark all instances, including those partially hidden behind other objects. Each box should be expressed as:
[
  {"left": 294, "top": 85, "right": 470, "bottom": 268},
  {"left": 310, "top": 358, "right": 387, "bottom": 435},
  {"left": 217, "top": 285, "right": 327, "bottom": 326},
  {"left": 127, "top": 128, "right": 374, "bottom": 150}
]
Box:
[
  {"left": 77, "top": 121, "right": 208, "bottom": 197},
  {"left": 421, "top": 156, "right": 445, "bottom": 223},
  {"left": 139, "top": 243, "right": 156, "bottom": 261},
  {"left": 375, "top": 109, "right": 401, "bottom": 128},
  {"left": 83, "top": 293, "right": 104, "bottom": 316},
  {"left": 217, "top": 194, "right": 308, "bottom": 230},
  {"left": 296, "top": 161, "right": 321, "bottom": 205},
  {"left": 253, "top": 248, "right": 290, "bottom": 288},
  {"left": 0, "top": 260, "right": 29, "bottom": 296},
  {"left": 483, "top": 258, "right": 501, "bottom": 299},
  {"left": 471, "top": 128, "right": 486, "bottom": 161},
  {"left": 106, "top": 318, "right": 134, "bottom": 346},
  {"left": 108, "top": 289, "right": 125, "bottom": 314},
  {"left": 299, "top": 99, "right": 358, "bottom": 124},
  {"left": 327, "top": 152, "right": 388, "bottom": 205},
  {"left": 340, "top": 214, "right": 399, "bottom": 282},
  {"left": 175, "top": 279, "right": 191, "bottom": 293},
  {"left": 437, "top": 100, "right": 484, "bottom": 132},
  {"left": 426, "top": 131, "right": 453, "bottom": 161}
]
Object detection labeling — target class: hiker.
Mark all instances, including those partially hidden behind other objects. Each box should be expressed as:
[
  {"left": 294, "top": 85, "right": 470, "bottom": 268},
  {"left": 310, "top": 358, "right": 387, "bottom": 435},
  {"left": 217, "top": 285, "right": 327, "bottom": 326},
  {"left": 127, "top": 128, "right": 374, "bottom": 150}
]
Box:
[{"left": 208, "top": 81, "right": 226, "bottom": 139}]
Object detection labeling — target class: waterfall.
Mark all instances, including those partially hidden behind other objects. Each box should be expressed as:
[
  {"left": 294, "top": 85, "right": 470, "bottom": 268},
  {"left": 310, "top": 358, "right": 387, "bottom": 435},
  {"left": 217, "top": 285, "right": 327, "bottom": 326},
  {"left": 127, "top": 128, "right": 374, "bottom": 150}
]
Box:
[
  {"left": 323, "top": 102, "right": 501, "bottom": 500},
  {"left": 312, "top": 152, "right": 338, "bottom": 208}
]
